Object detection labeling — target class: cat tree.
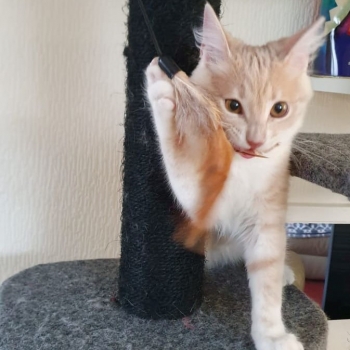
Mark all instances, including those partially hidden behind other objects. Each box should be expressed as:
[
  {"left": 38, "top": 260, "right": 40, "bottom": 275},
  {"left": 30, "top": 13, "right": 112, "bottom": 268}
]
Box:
[{"left": 0, "top": 0, "right": 335, "bottom": 349}]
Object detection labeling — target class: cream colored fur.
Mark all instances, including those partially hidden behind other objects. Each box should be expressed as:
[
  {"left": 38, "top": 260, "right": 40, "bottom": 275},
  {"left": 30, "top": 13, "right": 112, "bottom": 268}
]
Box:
[{"left": 146, "top": 4, "right": 324, "bottom": 350}]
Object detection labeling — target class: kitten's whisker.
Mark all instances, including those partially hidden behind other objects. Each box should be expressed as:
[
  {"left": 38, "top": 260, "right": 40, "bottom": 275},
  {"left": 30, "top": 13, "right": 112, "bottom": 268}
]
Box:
[
  {"left": 290, "top": 153, "right": 302, "bottom": 170},
  {"left": 295, "top": 138, "right": 345, "bottom": 154},
  {"left": 295, "top": 139, "right": 347, "bottom": 157},
  {"left": 292, "top": 144, "right": 340, "bottom": 171},
  {"left": 295, "top": 138, "right": 336, "bottom": 149}
]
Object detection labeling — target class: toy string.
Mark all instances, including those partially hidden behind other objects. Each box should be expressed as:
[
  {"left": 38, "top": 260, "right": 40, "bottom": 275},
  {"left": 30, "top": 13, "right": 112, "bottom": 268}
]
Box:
[{"left": 137, "top": 0, "right": 162, "bottom": 56}]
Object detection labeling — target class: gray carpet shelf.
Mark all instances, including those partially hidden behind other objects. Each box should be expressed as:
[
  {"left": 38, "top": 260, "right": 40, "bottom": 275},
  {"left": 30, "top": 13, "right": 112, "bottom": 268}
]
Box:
[
  {"left": 291, "top": 133, "right": 350, "bottom": 197},
  {"left": 0, "top": 259, "right": 328, "bottom": 350}
]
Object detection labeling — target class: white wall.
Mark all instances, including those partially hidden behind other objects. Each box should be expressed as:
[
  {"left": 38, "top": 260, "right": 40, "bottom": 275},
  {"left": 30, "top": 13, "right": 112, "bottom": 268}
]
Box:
[
  {"left": 0, "top": 0, "right": 126, "bottom": 283},
  {"left": 1, "top": 0, "right": 349, "bottom": 283}
]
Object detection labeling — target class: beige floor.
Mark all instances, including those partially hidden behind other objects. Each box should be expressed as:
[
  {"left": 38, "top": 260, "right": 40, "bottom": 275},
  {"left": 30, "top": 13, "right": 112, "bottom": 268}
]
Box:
[{"left": 327, "top": 319, "right": 350, "bottom": 349}]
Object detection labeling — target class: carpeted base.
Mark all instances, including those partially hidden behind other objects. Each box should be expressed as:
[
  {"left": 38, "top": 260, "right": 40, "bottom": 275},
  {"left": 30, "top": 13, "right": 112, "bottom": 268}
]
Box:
[
  {"left": 291, "top": 133, "right": 350, "bottom": 197},
  {"left": 0, "top": 259, "right": 328, "bottom": 350}
]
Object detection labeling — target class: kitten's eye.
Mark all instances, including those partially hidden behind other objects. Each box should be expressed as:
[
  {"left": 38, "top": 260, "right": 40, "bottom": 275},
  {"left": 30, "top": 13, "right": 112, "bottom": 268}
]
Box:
[
  {"left": 225, "top": 99, "right": 243, "bottom": 114},
  {"left": 270, "top": 102, "right": 288, "bottom": 118}
]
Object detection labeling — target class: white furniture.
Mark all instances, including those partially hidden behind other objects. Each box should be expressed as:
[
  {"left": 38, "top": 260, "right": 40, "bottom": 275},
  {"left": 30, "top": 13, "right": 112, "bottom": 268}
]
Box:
[
  {"left": 287, "top": 178, "right": 350, "bottom": 224},
  {"left": 311, "top": 76, "right": 350, "bottom": 95},
  {"left": 287, "top": 75, "right": 350, "bottom": 224},
  {"left": 327, "top": 319, "right": 350, "bottom": 349},
  {"left": 287, "top": 77, "right": 350, "bottom": 320}
]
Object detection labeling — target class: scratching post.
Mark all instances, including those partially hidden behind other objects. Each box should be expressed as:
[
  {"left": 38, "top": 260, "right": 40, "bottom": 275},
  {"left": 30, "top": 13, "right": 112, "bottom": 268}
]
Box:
[{"left": 118, "top": 0, "right": 220, "bottom": 319}]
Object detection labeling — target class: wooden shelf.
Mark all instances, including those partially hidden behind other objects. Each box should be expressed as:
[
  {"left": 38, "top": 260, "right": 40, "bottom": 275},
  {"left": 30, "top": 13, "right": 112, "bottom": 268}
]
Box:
[{"left": 310, "top": 75, "right": 350, "bottom": 95}]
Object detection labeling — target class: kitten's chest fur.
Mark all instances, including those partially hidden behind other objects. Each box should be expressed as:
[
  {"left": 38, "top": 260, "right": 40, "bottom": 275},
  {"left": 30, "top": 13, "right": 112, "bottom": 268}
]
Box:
[{"left": 212, "top": 153, "right": 287, "bottom": 237}]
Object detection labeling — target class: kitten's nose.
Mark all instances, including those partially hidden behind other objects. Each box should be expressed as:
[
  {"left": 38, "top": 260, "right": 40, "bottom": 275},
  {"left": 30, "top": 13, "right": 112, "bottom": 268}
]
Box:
[{"left": 247, "top": 140, "right": 263, "bottom": 150}]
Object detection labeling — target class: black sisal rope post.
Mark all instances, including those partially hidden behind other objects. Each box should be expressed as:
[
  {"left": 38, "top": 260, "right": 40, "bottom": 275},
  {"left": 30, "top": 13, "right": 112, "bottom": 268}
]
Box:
[{"left": 118, "top": 0, "right": 221, "bottom": 319}]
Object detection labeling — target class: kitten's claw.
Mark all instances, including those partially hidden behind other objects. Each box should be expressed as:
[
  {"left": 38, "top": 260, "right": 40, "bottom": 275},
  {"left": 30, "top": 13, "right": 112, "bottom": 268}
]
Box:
[
  {"left": 253, "top": 332, "right": 304, "bottom": 350},
  {"left": 146, "top": 57, "right": 175, "bottom": 115}
]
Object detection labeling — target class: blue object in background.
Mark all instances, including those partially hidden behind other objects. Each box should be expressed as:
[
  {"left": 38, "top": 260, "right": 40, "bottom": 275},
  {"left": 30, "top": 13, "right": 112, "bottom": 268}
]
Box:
[
  {"left": 334, "top": 10, "right": 350, "bottom": 76},
  {"left": 286, "top": 223, "right": 334, "bottom": 238},
  {"left": 319, "top": 0, "right": 337, "bottom": 20},
  {"left": 314, "top": 1, "right": 350, "bottom": 77},
  {"left": 314, "top": 0, "right": 337, "bottom": 75}
]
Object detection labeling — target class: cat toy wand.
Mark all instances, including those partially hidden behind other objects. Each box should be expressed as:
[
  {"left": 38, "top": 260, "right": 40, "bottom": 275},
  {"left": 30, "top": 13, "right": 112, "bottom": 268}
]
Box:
[{"left": 137, "top": 0, "right": 225, "bottom": 142}]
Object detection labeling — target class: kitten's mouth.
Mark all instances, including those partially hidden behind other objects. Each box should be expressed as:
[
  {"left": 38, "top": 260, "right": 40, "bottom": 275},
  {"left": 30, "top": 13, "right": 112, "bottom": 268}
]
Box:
[
  {"left": 234, "top": 143, "right": 279, "bottom": 159},
  {"left": 235, "top": 149, "right": 267, "bottom": 159}
]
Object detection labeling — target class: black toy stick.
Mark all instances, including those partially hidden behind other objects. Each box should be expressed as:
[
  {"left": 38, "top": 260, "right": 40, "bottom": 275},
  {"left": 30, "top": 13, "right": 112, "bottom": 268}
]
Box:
[{"left": 137, "top": 0, "right": 181, "bottom": 79}]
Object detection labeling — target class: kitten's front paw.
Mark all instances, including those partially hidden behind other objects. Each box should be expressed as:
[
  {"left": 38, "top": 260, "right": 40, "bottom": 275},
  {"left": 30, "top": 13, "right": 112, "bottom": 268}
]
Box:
[
  {"left": 146, "top": 58, "right": 175, "bottom": 115},
  {"left": 253, "top": 332, "right": 304, "bottom": 350},
  {"left": 283, "top": 264, "right": 295, "bottom": 286}
]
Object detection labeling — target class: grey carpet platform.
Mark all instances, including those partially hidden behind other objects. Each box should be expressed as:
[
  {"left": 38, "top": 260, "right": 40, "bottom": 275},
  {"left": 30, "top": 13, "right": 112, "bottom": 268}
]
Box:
[
  {"left": 0, "top": 259, "right": 327, "bottom": 350},
  {"left": 291, "top": 133, "right": 350, "bottom": 197}
]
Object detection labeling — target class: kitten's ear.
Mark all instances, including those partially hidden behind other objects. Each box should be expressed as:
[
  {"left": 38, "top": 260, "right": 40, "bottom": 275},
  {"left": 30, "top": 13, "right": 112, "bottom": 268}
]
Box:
[
  {"left": 280, "top": 17, "right": 325, "bottom": 72},
  {"left": 196, "top": 3, "right": 230, "bottom": 63}
]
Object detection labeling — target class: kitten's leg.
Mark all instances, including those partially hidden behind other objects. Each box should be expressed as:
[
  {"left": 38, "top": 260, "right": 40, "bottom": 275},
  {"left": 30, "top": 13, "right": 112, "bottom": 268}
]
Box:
[
  {"left": 145, "top": 59, "right": 210, "bottom": 218},
  {"left": 244, "top": 221, "right": 303, "bottom": 350}
]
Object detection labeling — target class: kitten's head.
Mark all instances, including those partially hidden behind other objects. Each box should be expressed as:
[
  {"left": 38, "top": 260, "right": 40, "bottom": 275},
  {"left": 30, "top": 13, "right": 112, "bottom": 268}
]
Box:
[{"left": 191, "top": 4, "right": 324, "bottom": 158}]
